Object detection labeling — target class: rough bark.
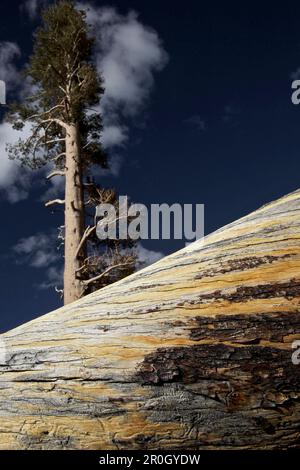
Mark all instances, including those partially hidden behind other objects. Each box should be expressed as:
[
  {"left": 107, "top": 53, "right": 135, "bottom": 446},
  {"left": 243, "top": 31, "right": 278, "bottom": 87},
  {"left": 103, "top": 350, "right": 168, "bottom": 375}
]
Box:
[
  {"left": 64, "top": 123, "right": 85, "bottom": 304},
  {"left": 0, "top": 189, "right": 300, "bottom": 449}
]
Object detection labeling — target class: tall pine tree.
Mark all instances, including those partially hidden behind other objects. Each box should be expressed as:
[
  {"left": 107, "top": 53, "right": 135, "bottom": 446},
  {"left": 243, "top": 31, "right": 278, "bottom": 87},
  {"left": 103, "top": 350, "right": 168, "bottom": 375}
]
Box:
[{"left": 7, "top": 0, "right": 136, "bottom": 304}]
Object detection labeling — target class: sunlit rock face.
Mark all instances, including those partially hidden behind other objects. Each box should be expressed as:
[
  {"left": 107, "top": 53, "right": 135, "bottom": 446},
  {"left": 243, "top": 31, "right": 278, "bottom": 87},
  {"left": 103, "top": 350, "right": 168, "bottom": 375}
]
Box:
[{"left": 0, "top": 189, "right": 300, "bottom": 450}]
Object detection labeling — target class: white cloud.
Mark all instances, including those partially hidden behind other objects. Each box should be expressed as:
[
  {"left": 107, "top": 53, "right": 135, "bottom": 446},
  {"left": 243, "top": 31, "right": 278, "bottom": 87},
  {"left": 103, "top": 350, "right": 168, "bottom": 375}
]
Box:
[
  {"left": 0, "top": 40, "right": 34, "bottom": 202},
  {"left": 96, "top": 8, "right": 168, "bottom": 116},
  {"left": 0, "top": 121, "right": 34, "bottom": 202},
  {"left": 22, "top": 0, "right": 38, "bottom": 19},
  {"left": 0, "top": 123, "right": 22, "bottom": 187},
  {"left": 80, "top": 3, "right": 168, "bottom": 167},
  {"left": 0, "top": 45, "right": 48, "bottom": 203},
  {"left": 0, "top": 41, "right": 21, "bottom": 89},
  {"left": 21, "top": 0, "right": 50, "bottom": 20},
  {"left": 13, "top": 232, "right": 60, "bottom": 267},
  {"left": 101, "top": 124, "right": 128, "bottom": 149},
  {"left": 13, "top": 231, "right": 63, "bottom": 289},
  {"left": 39, "top": 265, "right": 63, "bottom": 290},
  {"left": 136, "top": 243, "right": 164, "bottom": 268}
]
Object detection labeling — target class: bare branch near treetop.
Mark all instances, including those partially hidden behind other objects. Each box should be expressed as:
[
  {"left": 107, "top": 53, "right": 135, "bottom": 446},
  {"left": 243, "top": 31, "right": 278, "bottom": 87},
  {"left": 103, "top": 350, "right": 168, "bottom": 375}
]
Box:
[
  {"left": 27, "top": 103, "right": 65, "bottom": 121},
  {"left": 44, "top": 138, "right": 66, "bottom": 146},
  {"left": 46, "top": 170, "right": 66, "bottom": 180},
  {"left": 45, "top": 199, "right": 65, "bottom": 207}
]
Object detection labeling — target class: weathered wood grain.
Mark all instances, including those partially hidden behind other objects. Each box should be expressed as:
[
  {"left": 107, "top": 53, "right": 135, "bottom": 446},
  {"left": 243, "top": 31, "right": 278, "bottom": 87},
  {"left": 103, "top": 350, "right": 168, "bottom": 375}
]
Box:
[{"left": 0, "top": 189, "right": 300, "bottom": 449}]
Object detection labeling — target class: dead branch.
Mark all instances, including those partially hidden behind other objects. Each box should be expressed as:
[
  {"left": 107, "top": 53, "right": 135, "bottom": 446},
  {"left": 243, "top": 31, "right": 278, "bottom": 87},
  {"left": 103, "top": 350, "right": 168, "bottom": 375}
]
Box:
[
  {"left": 55, "top": 286, "right": 64, "bottom": 299},
  {"left": 46, "top": 170, "right": 66, "bottom": 180},
  {"left": 75, "top": 226, "right": 96, "bottom": 259},
  {"left": 27, "top": 103, "right": 64, "bottom": 121},
  {"left": 45, "top": 199, "right": 65, "bottom": 207},
  {"left": 82, "top": 261, "right": 135, "bottom": 286}
]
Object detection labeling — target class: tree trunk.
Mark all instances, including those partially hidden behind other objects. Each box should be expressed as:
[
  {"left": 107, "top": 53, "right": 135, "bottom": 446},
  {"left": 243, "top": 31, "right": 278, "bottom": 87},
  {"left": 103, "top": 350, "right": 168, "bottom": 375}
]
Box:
[
  {"left": 64, "top": 123, "right": 85, "bottom": 304},
  {"left": 0, "top": 189, "right": 300, "bottom": 449}
]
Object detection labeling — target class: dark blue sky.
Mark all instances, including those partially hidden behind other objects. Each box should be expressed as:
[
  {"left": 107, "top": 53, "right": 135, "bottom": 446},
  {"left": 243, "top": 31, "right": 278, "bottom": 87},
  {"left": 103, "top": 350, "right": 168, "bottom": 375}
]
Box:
[{"left": 1, "top": 0, "right": 300, "bottom": 332}]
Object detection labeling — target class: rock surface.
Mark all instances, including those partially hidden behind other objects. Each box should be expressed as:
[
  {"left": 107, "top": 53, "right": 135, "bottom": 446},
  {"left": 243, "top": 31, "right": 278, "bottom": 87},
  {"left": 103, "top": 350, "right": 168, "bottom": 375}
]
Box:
[{"left": 0, "top": 189, "right": 300, "bottom": 449}]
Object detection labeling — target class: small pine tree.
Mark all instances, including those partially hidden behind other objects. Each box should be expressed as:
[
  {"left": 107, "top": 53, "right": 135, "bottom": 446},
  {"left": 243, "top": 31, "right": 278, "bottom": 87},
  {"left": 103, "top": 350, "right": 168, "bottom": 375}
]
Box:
[{"left": 7, "top": 0, "right": 136, "bottom": 304}]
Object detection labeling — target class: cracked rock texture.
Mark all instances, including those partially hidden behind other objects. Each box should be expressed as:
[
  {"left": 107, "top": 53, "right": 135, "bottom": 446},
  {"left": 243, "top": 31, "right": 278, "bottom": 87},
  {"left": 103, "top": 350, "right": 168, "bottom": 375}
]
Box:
[{"left": 0, "top": 189, "right": 300, "bottom": 449}]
